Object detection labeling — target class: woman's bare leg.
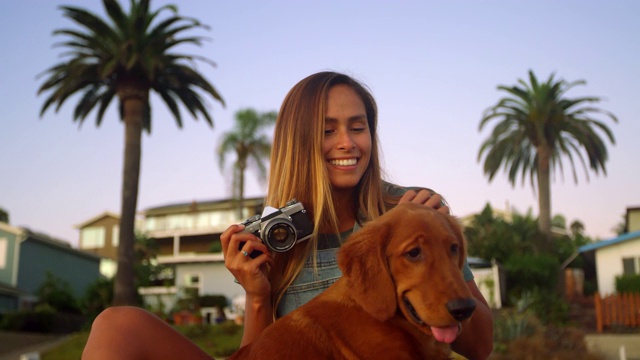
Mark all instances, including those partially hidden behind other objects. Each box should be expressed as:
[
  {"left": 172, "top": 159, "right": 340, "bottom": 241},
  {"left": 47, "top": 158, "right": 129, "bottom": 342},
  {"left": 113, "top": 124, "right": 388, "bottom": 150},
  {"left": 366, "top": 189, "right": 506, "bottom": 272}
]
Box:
[{"left": 82, "top": 306, "right": 214, "bottom": 360}]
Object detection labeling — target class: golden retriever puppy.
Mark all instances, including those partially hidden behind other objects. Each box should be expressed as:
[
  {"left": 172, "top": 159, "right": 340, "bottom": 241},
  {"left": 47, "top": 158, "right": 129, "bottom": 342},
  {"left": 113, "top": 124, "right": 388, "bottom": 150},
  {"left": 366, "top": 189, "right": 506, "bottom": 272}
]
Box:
[{"left": 229, "top": 202, "right": 476, "bottom": 360}]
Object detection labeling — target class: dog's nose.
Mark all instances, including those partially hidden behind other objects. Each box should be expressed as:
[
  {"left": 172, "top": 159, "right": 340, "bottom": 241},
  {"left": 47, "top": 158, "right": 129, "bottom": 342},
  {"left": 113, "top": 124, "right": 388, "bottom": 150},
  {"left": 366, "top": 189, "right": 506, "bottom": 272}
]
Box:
[{"left": 446, "top": 298, "right": 476, "bottom": 321}]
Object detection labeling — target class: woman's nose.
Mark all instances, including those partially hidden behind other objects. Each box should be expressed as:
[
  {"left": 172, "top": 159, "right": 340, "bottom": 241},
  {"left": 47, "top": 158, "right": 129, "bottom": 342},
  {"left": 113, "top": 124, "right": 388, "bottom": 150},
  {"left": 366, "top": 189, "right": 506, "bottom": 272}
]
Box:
[{"left": 336, "top": 130, "right": 355, "bottom": 150}]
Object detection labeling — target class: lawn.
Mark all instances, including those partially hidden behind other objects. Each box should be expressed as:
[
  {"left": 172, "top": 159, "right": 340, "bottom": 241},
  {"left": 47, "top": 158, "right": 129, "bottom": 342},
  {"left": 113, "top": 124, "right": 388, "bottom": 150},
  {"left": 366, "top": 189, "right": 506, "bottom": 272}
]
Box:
[{"left": 41, "top": 322, "right": 243, "bottom": 360}]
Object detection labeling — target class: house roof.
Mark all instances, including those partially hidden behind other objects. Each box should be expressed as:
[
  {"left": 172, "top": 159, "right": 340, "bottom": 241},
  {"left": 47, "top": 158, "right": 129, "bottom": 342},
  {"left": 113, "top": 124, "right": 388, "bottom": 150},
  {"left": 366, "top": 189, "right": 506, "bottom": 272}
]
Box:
[
  {"left": 143, "top": 196, "right": 265, "bottom": 216},
  {"left": 74, "top": 211, "right": 120, "bottom": 229},
  {"left": 0, "top": 221, "right": 24, "bottom": 236},
  {"left": 21, "top": 228, "right": 102, "bottom": 261},
  {"left": 579, "top": 230, "right": 640, "bottom": 253}
]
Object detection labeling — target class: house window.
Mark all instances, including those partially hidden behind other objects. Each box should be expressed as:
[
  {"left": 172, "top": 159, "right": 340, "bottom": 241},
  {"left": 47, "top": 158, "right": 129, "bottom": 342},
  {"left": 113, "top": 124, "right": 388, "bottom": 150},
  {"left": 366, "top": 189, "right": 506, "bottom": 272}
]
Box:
[
  {"left": 622, "top": 257, "right": 637, "bottom": 275},
  {"left": 145, "top": 217, "right": 156, "bottom": 231},
  {"left": 0, "top": 238, "right": 6, "bottom": 269},
  {"left": 81, "top": 227, "right": 106, "bottom": 248},
  {"left": 167, "top": 215, "right": 186, "bottom": 230},
  {"left": 196, "top": 212, "right": 212, "bottom": 229},
  {"left": 112, "top": 225, "right": 119, "bottom": 247},
  {"left": 184, "top": 273, "right": 201, "bottom": 291}
]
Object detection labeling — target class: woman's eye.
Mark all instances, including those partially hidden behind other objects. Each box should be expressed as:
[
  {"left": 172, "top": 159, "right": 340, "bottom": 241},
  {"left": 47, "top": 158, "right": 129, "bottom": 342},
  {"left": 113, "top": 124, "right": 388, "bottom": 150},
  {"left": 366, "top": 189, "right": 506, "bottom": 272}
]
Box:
[
  {"left": 350, "top": 127, "right": 366, "bottom": 133},
  {"left": 324, "top": 129, "right": 335, "bottom": 135}
]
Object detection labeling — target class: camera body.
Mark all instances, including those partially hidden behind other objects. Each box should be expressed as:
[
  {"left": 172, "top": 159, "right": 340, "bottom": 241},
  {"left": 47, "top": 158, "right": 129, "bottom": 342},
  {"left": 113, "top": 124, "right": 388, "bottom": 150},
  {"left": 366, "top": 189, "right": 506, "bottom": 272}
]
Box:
[{"left": 239, "top": 199, "right": 313, "bottom": 257}]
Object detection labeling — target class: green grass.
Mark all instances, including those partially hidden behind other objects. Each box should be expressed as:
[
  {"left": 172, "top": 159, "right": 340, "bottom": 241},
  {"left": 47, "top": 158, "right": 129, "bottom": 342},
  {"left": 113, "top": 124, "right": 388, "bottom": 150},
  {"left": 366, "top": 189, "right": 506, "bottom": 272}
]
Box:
[
  {"left": 41, "top": 322, "right": 243, "bottom": 359},
  {"left": 41, "top": 332, "right": 89, "bottom": 360}
]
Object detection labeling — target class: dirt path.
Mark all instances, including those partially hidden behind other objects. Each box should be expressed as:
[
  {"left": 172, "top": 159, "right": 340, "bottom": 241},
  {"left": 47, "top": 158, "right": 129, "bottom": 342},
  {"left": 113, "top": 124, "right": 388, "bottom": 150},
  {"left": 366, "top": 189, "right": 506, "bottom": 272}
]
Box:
[{"left": 0, "top": 331, "right": 68, "bottom": 360}]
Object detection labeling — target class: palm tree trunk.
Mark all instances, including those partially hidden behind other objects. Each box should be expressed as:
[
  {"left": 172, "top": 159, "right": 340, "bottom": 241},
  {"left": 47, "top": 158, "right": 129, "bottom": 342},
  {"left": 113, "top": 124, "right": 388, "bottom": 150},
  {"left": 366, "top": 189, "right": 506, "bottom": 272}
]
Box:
[
  {"left": 237, "top": 164, "right": 246, "bottom": 220},
  {"left": 113, "top": 91, "right": 146, "bottom": 306},
  {"left": 537, "top": 145, "right": 553, "bottom": 251}
]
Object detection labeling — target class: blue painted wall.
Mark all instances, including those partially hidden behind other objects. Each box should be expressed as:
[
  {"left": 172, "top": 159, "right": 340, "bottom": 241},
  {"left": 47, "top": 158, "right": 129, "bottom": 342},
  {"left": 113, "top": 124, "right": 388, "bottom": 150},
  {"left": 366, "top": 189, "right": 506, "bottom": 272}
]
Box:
[{"left": 17, "top": 236, "right": 101, "bottom": 299}]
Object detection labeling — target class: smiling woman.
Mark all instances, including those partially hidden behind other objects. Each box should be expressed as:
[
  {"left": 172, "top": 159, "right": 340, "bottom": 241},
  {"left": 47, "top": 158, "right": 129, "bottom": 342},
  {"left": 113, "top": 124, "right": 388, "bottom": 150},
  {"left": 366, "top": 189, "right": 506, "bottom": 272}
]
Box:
[
  {"left": 81, "top": 71, "right": 494, "bottom": 360},
  {"left": 323, "top": 84, "right": 372, "bottom": 193}
]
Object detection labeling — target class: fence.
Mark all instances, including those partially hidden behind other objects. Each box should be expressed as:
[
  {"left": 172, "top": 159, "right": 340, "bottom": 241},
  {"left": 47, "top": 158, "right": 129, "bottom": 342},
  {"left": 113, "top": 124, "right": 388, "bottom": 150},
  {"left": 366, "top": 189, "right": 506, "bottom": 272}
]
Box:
[{"left": 594, "top": 292, "right": 640, "bottom": 333}]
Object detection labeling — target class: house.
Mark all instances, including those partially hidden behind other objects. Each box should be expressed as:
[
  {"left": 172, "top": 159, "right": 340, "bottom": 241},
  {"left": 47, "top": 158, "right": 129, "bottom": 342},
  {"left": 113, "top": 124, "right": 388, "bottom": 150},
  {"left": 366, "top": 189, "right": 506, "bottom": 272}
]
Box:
[
  {"left": 571, "top": 206, "right": 640, "bottom": 295},
  {"left": 468, "top": 257, "right": 503, "bottom": 309},
  {"left": 577, "top": 231, "right": 640, "bottom": 295},
  {"left": 136, "top": 197, "right": 264, "bottom": 317},
  {"left": 0, "top": 221, "right": 101, "bottom": 313},
  {"left": 75, "top": 211, "right": 121, "bottom": 278}
]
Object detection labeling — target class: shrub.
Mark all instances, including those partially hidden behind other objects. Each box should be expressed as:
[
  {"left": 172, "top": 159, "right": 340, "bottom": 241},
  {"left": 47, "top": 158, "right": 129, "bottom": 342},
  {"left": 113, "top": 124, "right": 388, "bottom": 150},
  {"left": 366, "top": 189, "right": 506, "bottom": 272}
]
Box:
[
  {"left": 81, "top": 277, "right": 114, "bottom": 323},
  {"left": 36, "top": 272, "right": 80, "bottom": 313},
  {"left": 0, "top": 304, "right": 56, "bottom": 332},
  {"left": 528, "top": 289, "right": 569, "bottom": 325},
  {"left": 200, "top": 294, "right": 228, "bottom": 308},
  {"left": 504, "top": 254, "right": 559, "bottom": 297},
  {"left": 615, "top": 274, "right": 640, "bottom": 293}
]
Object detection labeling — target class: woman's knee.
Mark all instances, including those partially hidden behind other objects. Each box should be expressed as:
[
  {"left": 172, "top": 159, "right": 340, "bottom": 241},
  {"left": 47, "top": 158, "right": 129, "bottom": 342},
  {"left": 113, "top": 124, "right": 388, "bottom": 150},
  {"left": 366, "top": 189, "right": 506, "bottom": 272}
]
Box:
[{"left": 91, "top": 306, "right": 154, "bottom": 334}]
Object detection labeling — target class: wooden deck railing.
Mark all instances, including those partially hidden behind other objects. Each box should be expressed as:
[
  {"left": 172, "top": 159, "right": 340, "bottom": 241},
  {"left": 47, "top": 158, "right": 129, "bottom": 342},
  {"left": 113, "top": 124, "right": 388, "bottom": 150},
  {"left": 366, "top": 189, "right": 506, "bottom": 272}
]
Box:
[{"left": 594, "top": 292, "right": 640, "bottom": 333}]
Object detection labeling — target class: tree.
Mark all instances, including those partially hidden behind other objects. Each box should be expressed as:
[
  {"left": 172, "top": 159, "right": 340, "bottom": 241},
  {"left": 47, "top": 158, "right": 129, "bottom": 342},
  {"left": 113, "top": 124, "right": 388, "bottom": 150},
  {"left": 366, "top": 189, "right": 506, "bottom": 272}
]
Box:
[
  {"left": 0, "top": 208, "right": 8, "bottom": 223},
  {"left": 478, "top": 70, "right": 617, "bottom": 248},
  {"left": 217, "top": 108, "right": 276, "bottom": 218},
  {"left": 613, "top": 214, "right": 627, "bottom": 236},
  {"left": 38, "top": 0, "right": 224, "bottom": 305},
  {"left": 465, "top": 203, "right": 542, "bottom": 264},
  {"left": 569, "top": 220, "right": 585, "bottom": 237}
]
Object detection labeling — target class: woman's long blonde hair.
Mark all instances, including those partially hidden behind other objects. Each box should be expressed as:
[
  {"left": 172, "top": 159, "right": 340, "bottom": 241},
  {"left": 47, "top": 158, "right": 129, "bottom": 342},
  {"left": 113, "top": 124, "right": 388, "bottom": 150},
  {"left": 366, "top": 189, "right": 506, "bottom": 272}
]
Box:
[{"left": 266, "top": 72, "right": 389, "bottom": 317}]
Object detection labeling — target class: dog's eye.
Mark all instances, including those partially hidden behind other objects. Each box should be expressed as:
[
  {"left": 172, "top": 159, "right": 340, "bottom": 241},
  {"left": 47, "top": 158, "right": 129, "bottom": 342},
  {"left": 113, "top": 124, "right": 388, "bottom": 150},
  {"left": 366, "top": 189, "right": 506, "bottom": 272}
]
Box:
[
  {"left": 405, "top": 248, "right": 422, "bottom": 260},
  {"left": 450, "top": 244, "right": 459, "bottom": 255}
]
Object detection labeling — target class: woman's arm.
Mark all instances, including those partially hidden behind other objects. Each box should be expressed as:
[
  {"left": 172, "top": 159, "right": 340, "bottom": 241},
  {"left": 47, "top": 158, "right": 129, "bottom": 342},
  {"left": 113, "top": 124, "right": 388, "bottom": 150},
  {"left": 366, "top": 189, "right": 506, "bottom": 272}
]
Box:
[
  {"left": 220, "top": 224, "right": 275, "bottom": 346},
  {"left": 240, "top": 293, "right": 274, "bottom": 346},
  {"left": 451, "top": 279, "right": 494, "bottom": 360}
]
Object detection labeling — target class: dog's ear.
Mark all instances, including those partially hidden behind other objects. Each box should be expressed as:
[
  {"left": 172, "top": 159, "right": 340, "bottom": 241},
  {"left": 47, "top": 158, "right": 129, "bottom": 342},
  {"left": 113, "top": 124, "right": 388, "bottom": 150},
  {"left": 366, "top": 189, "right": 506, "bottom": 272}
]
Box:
[
  {"left": 338, "top": 219, "right": 397, "bottom": 322},
  {"left": 444, "top": 214, "right": 466, "bottom": 269}
]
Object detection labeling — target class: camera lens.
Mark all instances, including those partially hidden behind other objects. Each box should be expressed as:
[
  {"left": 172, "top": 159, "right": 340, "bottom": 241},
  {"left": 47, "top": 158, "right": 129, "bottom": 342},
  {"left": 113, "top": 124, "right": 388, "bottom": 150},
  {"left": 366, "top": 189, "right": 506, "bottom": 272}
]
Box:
[{"left": 263, "top": 221, "right": 296, "bottom": 252}]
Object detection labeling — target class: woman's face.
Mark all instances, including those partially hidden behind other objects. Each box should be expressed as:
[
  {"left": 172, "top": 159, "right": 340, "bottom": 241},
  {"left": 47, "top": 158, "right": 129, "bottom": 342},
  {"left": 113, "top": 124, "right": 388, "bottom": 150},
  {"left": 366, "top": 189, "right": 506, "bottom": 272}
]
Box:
[{"left": 322, "top": 84, "right": 372, "bottom": 191}]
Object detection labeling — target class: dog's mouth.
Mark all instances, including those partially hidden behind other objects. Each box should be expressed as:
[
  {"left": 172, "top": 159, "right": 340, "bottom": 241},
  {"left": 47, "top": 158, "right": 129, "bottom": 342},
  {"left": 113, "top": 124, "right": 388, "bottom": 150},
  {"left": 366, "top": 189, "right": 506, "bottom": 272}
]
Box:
[
  {"left": 402, "top": 296, "right": 425, "bottom": 325},
  {"left": 402, "top": 296, "right": 461, "bottom": 344}
]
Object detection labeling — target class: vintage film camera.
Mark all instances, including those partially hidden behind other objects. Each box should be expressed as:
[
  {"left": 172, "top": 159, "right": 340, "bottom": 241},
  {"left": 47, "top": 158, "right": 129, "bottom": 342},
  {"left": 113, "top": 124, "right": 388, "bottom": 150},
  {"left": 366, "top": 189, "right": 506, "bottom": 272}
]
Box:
[{"left": 239, "top": 199, "right": 313, "bottom": 258}]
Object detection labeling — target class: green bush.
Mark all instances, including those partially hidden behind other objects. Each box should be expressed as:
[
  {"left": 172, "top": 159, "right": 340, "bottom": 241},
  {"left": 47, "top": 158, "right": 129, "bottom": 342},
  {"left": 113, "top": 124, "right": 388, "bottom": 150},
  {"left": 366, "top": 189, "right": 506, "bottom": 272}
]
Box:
[
  {"left": 200, "top": 294, "right": 228, "bottom": 308},
  {"left": 504, "top": 254, "right": 559, "bottom": 297},
  {"left": 210, "top": 240, "right": 222, "bottom": 253},
  {"left": 81, "top": 277, "right": 114, "bottom": 323},
  {"left": 0, "top": 304, "right": 56, "bottom": 332},
  {"left": 37, "top": 272, "right": 80, "bottom": 313},
  {"left": 615, "top": 274, "right": 640, "bottom": 293},
  {"left": 529, "top": 290, "right": 569, "bottom": 325}
]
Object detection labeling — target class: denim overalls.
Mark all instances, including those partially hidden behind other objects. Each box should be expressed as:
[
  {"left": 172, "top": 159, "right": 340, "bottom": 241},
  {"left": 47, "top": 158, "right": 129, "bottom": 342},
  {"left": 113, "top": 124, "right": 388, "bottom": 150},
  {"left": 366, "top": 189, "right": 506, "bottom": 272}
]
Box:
[{"left": 276, "top": 225, "right": 359, "bottom": 317}]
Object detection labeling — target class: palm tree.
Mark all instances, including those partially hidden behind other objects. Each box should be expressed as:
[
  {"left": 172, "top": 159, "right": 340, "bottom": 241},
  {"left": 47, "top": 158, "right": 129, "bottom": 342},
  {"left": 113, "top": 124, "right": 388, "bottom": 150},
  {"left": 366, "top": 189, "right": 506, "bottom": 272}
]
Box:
[
  {"left": 38, "top": 0, "right": 224, "bottom": 306},
  {"left": 478, "top": 70, "right": 617, "bottom": 248},
  {"left": 217, "top": 108, "right": 276, "bottom": 218},
  {"left": 0, "top": 208, "right": 8, "bottom": 223}
]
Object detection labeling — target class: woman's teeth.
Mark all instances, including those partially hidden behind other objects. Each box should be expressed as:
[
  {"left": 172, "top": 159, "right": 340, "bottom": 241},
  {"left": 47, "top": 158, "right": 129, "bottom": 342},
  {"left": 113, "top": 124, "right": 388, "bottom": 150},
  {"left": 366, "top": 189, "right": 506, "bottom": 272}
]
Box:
[{"left": 330, "top": 158, "right": 357, "bottom": 166}]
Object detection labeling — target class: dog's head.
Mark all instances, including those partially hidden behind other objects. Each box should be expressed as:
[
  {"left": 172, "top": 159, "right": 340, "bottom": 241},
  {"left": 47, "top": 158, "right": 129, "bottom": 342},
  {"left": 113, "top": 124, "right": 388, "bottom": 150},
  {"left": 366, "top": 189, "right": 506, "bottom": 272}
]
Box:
[{"left": 338, "top": 202, "right": 475, "bottom": 342}]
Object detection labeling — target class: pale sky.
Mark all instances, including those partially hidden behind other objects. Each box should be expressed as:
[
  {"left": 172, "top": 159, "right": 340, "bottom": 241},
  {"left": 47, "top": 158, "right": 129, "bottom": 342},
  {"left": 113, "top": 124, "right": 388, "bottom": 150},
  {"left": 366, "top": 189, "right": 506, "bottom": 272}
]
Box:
[{"left": 1, "top": 0, "right": 638, "bottom": 247}]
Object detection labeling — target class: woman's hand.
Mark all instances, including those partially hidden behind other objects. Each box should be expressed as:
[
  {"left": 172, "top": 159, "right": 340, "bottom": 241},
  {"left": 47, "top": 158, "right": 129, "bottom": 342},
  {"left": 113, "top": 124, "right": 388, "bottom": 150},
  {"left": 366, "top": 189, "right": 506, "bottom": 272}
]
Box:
[
  {"left": 398, "top": 189, "right": 450, "bottom": 214},
  {"left": 220, "top": 224, "right": 274, "bottom": 297}
]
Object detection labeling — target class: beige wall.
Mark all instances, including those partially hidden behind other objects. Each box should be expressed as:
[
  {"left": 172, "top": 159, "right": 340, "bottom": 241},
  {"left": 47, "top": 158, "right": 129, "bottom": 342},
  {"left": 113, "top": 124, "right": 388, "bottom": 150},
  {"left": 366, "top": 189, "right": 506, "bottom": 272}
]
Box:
[{"left": 628, "top": 208, "right": 640, "bottom": 232}]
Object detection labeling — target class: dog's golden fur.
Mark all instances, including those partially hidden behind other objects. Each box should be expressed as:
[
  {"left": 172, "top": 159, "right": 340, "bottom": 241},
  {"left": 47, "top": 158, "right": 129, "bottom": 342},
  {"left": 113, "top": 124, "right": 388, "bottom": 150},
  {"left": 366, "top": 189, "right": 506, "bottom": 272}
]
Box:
[{"left": 228, "top": 202, "right": 475, "bottom": 360}]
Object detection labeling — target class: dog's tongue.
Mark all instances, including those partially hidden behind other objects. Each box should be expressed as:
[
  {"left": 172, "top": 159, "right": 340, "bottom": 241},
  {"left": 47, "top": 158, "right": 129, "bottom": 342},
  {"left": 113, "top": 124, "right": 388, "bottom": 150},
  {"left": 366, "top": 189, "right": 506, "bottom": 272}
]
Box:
[{"left": 430, "top": 325, "right": 459, "bottom": 344}]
